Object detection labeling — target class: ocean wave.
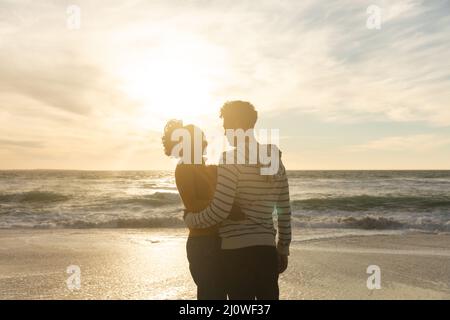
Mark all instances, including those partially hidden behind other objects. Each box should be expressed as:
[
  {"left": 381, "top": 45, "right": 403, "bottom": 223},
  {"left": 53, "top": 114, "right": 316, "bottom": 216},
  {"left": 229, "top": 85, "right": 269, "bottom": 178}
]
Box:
[
  {"left": 0, "top": 191, "right": 70, "bottom": 203},
  {"left": 114, "top": 192, "right": 181, "bottom": 207},
  {"left": 339, "top": 216, "right": 403, "bottom": 229},
  {"left": 2, "top": 213, "right": 448, "bottom": 232},
  {"left": 60, "top": 217, "right": 184, "bottom": 229},
  {"left": 292, "top": 215, "right": 450, "bottom": 232},
  {"left": 291, "top": 195, "right": 450, "bottom": 212},
  {"left": 57, "top": 216, "right": 400, "bottom": 230}
]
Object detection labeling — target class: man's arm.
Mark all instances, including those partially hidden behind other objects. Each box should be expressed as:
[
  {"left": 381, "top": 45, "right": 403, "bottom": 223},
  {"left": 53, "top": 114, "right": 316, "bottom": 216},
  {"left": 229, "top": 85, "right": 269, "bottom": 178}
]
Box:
[
  {"left": 276, "top": 169, "right": 292, "bottom": 257},
  {"left": 184, "top": 164, "right": 238, "bottom": 228}
]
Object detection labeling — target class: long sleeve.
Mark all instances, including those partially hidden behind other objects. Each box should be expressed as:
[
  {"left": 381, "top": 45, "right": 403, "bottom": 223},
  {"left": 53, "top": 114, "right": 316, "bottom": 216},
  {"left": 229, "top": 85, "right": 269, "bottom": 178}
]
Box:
[
  {"left": 276, "top": 171, "right": 292, "bottom": 255},
  {"left": 184, "top": 164, "right": 239, "bottom": 228}
]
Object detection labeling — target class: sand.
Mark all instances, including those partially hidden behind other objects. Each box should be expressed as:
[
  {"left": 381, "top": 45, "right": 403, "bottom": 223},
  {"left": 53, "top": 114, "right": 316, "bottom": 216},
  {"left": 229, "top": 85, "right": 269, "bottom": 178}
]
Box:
[{"left": 0, "top": 229, "right": 449, "bottom": 300}]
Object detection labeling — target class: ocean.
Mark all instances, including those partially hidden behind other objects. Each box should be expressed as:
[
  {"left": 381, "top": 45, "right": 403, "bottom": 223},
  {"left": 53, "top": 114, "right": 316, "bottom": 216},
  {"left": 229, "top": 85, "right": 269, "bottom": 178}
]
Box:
[{"left": 0, "top": 170, "right": 449, "bottom": 232}]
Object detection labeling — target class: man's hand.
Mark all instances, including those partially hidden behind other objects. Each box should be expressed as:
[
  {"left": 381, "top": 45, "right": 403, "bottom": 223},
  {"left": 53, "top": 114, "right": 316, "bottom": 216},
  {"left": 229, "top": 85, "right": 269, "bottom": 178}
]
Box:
[
  {"left": 228, "top": 202, "right": 245, "bottom": 221},
  {"left": 278, "top": 254, "right": 288, "bottom": 274}
]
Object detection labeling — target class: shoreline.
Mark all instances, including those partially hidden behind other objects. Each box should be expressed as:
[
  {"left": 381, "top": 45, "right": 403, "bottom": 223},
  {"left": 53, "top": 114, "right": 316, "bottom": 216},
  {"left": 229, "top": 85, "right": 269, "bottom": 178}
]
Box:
[{"left": 0, "top": 229, "right": 449, "bottom": 299}]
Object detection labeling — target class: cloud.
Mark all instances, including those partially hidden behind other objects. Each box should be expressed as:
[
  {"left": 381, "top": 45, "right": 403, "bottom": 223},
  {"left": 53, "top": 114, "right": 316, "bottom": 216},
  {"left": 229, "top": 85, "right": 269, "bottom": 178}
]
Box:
[
  {"left": 382, "top": 0, "right": 423, "bottom": 22},
  {"left": 1, "top": 0, "right": 449, "bottom": 125},
  {"left": 350, "top": 134, "right": 450, "bottom": 152},
  {"left": 0, "top": 1, "right": 138, "bottom": 116},
  {"left": 0, "top": 138, "right": 44, "bottom": 149},
  {"left": 0, "top": 0, "right": 449, "bottom": 169}
]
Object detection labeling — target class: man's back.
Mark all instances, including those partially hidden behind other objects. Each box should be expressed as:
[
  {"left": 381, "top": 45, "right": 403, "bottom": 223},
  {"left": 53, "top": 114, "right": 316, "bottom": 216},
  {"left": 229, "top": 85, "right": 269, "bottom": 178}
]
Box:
[
  {"left": 183, "top": 99, "right": 292, "bottom": 299},
  {"left": 219, "top": 159, "right": 292, "bottom": 255},
  {"left": 185, "top": 146, "right": 292, "bottom": 255}
]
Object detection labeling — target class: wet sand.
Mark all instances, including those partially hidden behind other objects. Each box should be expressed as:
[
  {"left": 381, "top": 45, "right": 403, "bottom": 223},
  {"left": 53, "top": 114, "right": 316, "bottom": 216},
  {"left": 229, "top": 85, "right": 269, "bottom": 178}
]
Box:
[{"left": 0, "top": 229, "right": 449, "bottom": 299}]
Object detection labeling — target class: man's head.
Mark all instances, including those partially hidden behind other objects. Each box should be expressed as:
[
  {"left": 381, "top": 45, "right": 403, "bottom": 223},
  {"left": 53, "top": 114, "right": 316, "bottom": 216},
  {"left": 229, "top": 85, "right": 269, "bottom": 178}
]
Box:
[{"left": 220, "top": 100, "right": 258, "bottom": 131}]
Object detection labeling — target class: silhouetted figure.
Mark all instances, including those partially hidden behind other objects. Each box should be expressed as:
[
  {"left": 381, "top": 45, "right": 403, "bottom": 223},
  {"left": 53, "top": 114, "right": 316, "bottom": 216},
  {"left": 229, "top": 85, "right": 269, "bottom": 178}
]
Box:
[
  {"left": 184, "top": 101, "right": 292, "bottom": 300},
  {"left": 162, "top": 120, "right": 243, "bottom": 300}
]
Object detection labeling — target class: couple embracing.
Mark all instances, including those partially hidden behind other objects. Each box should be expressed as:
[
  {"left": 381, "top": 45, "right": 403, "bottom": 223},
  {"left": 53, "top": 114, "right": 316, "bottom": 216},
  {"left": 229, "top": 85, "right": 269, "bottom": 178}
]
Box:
[{"left": 162, "top": 101, "right": 292, "bottom": 300}]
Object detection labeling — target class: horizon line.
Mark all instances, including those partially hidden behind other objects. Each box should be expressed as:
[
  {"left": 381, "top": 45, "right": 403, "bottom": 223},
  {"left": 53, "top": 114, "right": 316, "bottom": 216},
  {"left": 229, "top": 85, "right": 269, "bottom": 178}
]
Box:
[{"left": 1, "top": 168, "right": 450, "bottom": 171}]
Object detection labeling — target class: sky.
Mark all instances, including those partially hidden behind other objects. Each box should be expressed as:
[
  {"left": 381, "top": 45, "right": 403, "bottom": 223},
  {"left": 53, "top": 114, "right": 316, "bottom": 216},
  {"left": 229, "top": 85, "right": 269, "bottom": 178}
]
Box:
[{"left": 1, "top": 0, "right": 449, "bottom": 170}]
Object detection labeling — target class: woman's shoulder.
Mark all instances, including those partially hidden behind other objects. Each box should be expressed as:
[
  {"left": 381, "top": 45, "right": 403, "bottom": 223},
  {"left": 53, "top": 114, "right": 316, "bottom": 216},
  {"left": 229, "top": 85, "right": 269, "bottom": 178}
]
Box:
[
  {"left": 175, "top": 165, "right": 196, "bottom": 192},
  {"left": 175, "top": 164, "right": 210, "bottom": 177},
  {"left": 175, "top": 164, "right": 193, "bottom": 178}
]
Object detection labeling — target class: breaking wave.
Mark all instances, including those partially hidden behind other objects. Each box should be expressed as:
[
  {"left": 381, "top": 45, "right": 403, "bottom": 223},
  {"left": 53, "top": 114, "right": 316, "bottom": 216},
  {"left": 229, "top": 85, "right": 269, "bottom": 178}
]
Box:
[
  {"left": 292, "top": 195, "right": 450, "bottom": 212},
  {"left": 292, "top": 215, "right": 450, "bottom": 232},
  {"left": 0, "top": 191, "right": 70, "bottom": 203},
  {"left": 60, "top": 217, "right": 185, "bottom": 229},
  {"left": 113, "top": 192, "right": 181, "bottom": 207}
]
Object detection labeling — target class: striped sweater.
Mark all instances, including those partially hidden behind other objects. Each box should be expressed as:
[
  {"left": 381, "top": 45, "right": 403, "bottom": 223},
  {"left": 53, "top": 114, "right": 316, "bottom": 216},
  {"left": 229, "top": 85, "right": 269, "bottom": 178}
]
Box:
[{"left": 184, "top": 148, "right": 292, "bottom": 255}]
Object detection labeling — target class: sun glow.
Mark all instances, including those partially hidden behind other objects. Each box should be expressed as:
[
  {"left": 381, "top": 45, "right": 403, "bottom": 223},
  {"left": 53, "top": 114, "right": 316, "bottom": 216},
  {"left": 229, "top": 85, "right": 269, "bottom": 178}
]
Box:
[{"left": 117, "top": 36, "right": 228, "bottom": 126}]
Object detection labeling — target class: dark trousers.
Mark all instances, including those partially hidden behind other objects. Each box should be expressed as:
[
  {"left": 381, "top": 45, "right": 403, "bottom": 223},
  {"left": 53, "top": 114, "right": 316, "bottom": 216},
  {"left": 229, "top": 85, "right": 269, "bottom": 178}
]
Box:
[
  {"left": 222, "top": 246, "right": 279, "bottom": 300},
  {"left": 186, "top": 235, "right": 226, "bottom": 300}
]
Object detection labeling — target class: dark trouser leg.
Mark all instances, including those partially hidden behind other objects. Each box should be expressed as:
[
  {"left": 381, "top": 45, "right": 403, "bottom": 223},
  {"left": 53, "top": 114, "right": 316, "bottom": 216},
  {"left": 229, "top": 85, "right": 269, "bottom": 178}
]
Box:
[
  {"left": 222, "top": 247, "right": 255, "bottom": 300},
  {"left": 223, "top": 246, "right": 279, "bottom": 300},
  {"left": 186, "top": 235, "right": 226, "bottom": 300},
  {"left": 254, "top": 246, "right": 279, "bottom": 300}
]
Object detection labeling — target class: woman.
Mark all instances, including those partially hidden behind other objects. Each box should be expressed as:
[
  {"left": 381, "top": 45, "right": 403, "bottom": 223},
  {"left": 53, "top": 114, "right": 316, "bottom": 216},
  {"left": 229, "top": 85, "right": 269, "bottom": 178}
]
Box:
[{"left": 162, "top": 119, "right": 243, "bottom": 300}]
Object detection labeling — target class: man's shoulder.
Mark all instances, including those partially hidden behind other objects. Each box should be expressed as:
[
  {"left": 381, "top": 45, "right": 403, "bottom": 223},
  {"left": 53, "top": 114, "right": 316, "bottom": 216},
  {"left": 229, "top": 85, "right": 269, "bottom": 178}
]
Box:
[
  {"left": 219, "top": 150, "right": 235, "bottom": 161},
  {"left": 218, "top": 150, "right": 240, "bottom": 167},
  {"left": 216, "top": 151, "right": 241, "bottom": 177}
]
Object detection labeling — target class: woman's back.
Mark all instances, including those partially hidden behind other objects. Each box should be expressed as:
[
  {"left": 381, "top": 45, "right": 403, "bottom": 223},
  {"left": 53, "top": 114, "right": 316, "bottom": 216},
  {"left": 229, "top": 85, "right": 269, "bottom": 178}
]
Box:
[{"left": 175, "top": 164, "right": 218, "bottom": 236}]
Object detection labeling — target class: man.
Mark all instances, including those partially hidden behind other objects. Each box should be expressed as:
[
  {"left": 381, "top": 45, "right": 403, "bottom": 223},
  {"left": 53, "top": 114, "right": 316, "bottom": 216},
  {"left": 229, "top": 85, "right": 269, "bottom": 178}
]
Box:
[{"left": 184, "top": 100, "right": 292, "bottom": 300}]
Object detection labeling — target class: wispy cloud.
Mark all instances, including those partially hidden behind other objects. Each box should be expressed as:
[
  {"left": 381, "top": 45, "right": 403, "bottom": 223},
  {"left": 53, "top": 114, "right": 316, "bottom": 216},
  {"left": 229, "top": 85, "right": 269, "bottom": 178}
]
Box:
[
  {"left": 2, "top": 0, "right": 449, "bottom": 124},
  {"left": 383, "top": 0, "right": 423, "bottom": 22},
  {"left": 0, "top": 138, "right": 44, "bottom": 149},
  {"left": 0, "top": 0, "right": 449, "bottom": 169},
  {"left": 350, "top": 134, "right": 450, "bottom": 152}
]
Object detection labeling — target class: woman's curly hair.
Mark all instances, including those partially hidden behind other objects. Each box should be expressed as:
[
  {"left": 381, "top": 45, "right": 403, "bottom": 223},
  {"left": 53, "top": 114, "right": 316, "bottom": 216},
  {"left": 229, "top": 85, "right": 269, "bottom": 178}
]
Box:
[
  {"left": 162, "top": 119, "right": 184, "bottom": 156},
  {"left": 161, "top": 119, "right": 208, "bottom": 159}
]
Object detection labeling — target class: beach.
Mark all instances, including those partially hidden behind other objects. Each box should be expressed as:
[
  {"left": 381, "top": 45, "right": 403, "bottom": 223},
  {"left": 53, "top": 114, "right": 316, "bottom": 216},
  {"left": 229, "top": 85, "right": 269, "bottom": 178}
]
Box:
[
  {"left": 2, "top": 0, "right": 450, "bottom": 304},
  {"left": 1, "top": 228, "right": 449, "bottom": 300}
]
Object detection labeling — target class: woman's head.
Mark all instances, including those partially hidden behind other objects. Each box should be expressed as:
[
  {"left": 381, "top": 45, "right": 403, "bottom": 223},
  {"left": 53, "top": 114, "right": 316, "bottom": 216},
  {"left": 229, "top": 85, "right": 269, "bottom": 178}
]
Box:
[{"left": 162, "top": 119, "right": 208, "bottom": 163}]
